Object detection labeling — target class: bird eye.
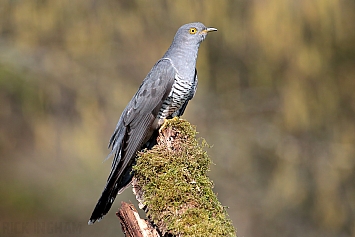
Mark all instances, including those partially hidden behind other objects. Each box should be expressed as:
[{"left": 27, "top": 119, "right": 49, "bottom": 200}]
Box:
[{"left": 189, "top": 27, "right": 197, "bottom": 34}]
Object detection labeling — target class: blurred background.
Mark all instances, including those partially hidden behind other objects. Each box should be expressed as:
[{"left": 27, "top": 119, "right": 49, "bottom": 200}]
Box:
[{"left": 1, "top": 0, "right": 354, "bottom": 236}]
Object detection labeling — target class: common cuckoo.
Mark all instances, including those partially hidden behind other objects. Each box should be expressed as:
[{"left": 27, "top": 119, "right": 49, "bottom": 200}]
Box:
[{"left": 89, "top": 22, "right": 217, "bottom": 224}]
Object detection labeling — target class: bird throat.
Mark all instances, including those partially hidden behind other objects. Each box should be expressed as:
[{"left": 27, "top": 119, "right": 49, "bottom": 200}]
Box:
[{"left": 163, "top": 43, "right": 199, "bottom": 80}]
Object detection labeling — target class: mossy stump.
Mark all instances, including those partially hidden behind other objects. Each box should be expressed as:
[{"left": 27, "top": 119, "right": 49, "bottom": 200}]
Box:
[{"left": 130, "top": 118, "right": 236, "bottom": 237}]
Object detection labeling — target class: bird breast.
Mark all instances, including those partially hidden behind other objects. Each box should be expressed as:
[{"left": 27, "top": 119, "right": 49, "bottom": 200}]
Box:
[{"left": 157, "top": 74, "right": 194, "bottom": 120}]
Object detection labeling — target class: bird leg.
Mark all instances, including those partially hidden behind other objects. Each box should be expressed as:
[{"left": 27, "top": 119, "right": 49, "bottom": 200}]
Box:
[{"left": 159, "top": 117, "right": 180, "bottom": 133}]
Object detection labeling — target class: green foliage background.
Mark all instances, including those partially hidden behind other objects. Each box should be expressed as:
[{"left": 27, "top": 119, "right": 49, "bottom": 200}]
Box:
[{"left": 0, "top": 0, "right": 354, "bottom": 236}]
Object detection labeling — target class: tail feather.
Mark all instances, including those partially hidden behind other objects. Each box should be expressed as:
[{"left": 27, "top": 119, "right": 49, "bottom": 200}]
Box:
[
  {"left": 88, "top": 179, "right": 120, "bottom": 224},
  {"left": 88, "top": 162, "right": 134, "bottom": 224},
  {"left": 88, "top": 124, "right": 159, "bottom": 224},
  {"left": 89, "top": 124, "right": 128, "bottom": 224}
]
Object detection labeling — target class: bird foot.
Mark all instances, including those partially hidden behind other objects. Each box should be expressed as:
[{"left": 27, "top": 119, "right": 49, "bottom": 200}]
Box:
[{"left": 159, "top": 117, "right": 180, "bottom": 133}]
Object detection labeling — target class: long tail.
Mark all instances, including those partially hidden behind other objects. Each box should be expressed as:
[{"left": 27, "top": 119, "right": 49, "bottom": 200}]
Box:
[
  {"left": 88, "top": 160, "right": 134, "bottom": 224},
  {"left": 88, "top": 124, "right": 158, "bottom": 224},
  {"left": 88, "top": 123, "right": 130, "bottom": 225}
]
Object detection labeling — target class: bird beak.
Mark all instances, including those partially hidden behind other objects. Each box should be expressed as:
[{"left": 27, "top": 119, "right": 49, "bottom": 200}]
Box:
[{"left": 200, "top": 27, "right": 218, "bottom": 34}]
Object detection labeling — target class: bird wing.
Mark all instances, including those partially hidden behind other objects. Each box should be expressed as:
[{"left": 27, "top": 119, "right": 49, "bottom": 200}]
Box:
[
  {"left": 89, "top": 58, "right": 176, "bottom": 224},
  {"left": 110, "top": 58, "right": 176, "bottom": 180}
]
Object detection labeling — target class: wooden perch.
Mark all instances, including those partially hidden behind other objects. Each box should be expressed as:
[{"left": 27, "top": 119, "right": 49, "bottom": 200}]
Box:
[
  {"left": 116, "top": 202, "right": 160, "bottom": 237},
  {"left": 118, "top": 118, "right": 236, "bottom": 237}
]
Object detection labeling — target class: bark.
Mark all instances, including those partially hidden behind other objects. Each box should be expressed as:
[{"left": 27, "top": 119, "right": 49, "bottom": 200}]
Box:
[{"left": 116, "top": 202, "right": 160, "bottom": 237}]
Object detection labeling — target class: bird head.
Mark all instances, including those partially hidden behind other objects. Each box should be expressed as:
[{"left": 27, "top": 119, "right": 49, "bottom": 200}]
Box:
[{"left": 173, "top": 22, "right": 217, "bottom": 46}]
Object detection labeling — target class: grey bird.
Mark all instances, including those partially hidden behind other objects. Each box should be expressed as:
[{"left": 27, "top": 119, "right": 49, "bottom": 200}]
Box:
[{"left": 89, "top": 22, "right": 217, "bottom": 224}]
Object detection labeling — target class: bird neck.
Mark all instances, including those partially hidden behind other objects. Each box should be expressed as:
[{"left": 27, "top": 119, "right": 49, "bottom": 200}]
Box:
[{"left": 163, "top": 42, "right": 200, "bottom": 80}]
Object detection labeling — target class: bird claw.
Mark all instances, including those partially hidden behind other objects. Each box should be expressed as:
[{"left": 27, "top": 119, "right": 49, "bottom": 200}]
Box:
[
  {"left": 159, "top": 119, "right": 168, "bottom": 133},
  {"left": 159, "top": 117, "right": 180, "bottom": 133}
]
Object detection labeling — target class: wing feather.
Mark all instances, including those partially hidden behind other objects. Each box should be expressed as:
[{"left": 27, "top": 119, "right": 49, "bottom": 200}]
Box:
[{"left": 89, "top": 58, "right": 176, "bottom": 224}]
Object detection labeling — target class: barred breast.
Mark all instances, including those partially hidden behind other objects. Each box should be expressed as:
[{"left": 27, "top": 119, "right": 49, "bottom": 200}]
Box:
[{"left": 157, "top": 74, "right": 194, "bottom": 120}]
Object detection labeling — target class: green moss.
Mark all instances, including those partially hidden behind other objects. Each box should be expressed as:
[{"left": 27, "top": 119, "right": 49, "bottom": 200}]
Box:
[{"left": 133, "top": 118, "right": 236, "bottom": 237}]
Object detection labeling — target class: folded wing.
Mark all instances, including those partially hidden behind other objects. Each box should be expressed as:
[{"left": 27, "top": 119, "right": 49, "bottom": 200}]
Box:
[{"left": 89, "top": 59, "right": 176, "bottom": 224}]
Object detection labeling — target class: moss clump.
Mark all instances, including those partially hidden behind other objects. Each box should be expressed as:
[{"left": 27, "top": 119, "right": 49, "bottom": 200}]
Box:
[{"left": 133, "top": 118, "right": 236, "bottom": 237}]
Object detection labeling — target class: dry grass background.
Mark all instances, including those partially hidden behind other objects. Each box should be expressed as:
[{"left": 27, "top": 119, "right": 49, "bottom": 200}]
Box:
[{"left": 0, "top": 0, "right": 354, "bottom": 236}]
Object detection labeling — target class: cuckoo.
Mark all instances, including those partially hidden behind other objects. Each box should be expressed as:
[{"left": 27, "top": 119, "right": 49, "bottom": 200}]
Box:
[{"left": 89, "top": 22, "right": 217, "bottom": 224}]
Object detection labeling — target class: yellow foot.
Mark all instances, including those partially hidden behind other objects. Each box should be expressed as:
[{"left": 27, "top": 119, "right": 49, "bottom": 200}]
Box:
[
  {"left": 159, "top": 117, "right": 180, "bottom": 133},
  {"left": 158, "top": 119, "right": 167, "bottom": 133}
]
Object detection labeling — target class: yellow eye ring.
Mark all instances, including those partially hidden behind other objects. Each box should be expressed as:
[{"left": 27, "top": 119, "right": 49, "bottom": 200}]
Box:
[{"left": 189, "top": 27, "right": 197, "bottom": 34}]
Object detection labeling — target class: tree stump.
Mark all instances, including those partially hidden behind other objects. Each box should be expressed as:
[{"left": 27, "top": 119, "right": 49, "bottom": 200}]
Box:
[{"left": 117, "top": 118, "right": 236, "bottom": 237}]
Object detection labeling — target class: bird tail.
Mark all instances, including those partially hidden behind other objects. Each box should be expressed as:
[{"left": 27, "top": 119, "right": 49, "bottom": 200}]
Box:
[
  {"left": 88, "top": 159, "right": 134, "bottom": 225},
  {"left": 88, "top": 123, "right": 131, "bottom": 225},
  {"left": 88, "top": 127, "right": 159, "bottom": 224}
]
